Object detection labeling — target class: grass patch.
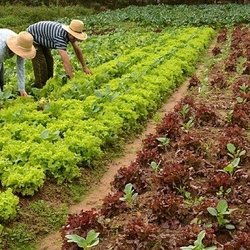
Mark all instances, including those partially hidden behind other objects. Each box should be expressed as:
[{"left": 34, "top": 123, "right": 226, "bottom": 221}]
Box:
[
  {"left": 0, "top": 4, "right": 98, "bottom": 32},
  {"left": 0, "top": 164, "right": 106, "bottom": 249}
]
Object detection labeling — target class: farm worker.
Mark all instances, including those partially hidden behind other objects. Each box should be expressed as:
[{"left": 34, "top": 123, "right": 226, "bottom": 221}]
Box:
[
  {"left": 0, "top": 29, "right": 36, "bottom": 96},
  {"left": 27, "top": 19, "right": 92, "bottom": 88}
]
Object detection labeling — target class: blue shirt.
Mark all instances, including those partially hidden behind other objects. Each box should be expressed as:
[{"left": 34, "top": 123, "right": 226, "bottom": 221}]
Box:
[
  {"left": 27, "top": 21, "right": 69, "bottom": 50},
  {"left": 0, "top": 29, "right": 25, "bottom": 91}
]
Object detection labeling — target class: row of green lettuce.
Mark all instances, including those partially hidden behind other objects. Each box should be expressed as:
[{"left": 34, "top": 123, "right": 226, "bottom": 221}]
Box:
[{"left": 0, "top": 26, "right": 215, "bottom": 222}]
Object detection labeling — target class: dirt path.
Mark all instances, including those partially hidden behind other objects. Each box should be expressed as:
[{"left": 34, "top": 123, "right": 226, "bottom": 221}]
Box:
[{"left": 37, "top": 82, "right": 189, "bottom": 250}]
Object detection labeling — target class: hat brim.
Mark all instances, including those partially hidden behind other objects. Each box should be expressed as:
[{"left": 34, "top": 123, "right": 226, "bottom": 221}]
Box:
[
  {"left": 62, "top": 25, "right": 87, "bottom": 41},
  {"left": 7, "top": 36, "right": 36, "bottom": 60}
]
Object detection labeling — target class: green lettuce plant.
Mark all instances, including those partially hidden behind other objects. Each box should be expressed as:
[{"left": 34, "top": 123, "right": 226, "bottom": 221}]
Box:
[{"left": 0, "top": 188, "right": 19, "bottom": 221}]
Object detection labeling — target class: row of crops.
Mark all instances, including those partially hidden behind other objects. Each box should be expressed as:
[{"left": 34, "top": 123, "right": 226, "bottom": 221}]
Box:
[
  {"left": 0, "top": 26, "right": 215, "bottom": 222},
  {"left": 0, "top": 3, "right": 249, "bottom": 249}
]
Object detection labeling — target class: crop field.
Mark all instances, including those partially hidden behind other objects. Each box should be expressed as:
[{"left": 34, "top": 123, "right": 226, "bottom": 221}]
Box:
[{"left": 0, "top": 3, "right": 249, "bottom": 250}]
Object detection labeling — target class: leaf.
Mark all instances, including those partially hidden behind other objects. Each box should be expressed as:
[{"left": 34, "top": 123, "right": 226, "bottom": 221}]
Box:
[
  {"left": 86, "top": 229, "right": 100, "bottom": 242},
  {"left": 66, "top": 234, "right": 85, "bottom": 246},
  {"left": 40, "top": 130, "right": 49, "bottom": 140},
  {"left": 223, "top": 163, "right": 234, "bottom": 174},
  {"left": 216, "top": 200, "right": 228, "bottom": 213},
  {"left": 180, "top": 246, "right": 195, "bottom": 250},
  {"left": 194, "top": 230, "right": 205, "bottom": 246},
  {"left": 231, "top": 158, "right": 240, "bottom": 168},
  {"left": 207, "top": 207, "right": 217, "bottom": 216},
  {"left": 227, "top": 143, "right": 235, "bottom": 154},
  {"left": 205, "top": 246, "right": 217, "bottom": 250},
  {"left": 239, "top": 150, "right": 246, "bottom": 157},
  {"left": 124, "top": 183, "right": 133, "bottom": 193},
  {"left": 89, "top": 238, "right": 100, "bottom": 247},
  {"left": 225, "top": 224, "right": 235, "bottom": 230}
]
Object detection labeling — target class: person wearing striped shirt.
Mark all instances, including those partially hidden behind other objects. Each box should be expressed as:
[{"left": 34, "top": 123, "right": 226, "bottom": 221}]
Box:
[
  {"left": 27, "top": 19, "right": 91, "bottom": 88},
  {"left": 0, "top": 29, "right": 36, "bottom": 96}
]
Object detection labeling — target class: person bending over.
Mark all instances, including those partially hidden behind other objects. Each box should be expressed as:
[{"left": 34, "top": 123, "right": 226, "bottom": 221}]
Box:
[{"left": 27, "top": 19, "right": 92, "bottom": 88}]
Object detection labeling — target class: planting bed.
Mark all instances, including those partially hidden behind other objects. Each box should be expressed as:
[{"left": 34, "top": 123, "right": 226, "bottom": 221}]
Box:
[{"left": 61, "top": 25, "right": 250, "bottom": 249}]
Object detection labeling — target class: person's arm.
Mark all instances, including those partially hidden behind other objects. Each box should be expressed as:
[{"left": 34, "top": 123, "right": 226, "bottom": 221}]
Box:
[
  {"left": 58, "top": 49, "right": 74, "bottom": 79},
  {"left": 71, "top": 41, "right": 92, "bottom": 74},
  {"left": 16, "top": 56, "right": 28, "bottom": 96}
]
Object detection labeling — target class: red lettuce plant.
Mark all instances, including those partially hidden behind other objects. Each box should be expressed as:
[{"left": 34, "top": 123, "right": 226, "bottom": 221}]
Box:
[
  {"left": 194, "top": 104, "right": 219, "bottom": 127},
  {"left": 61, "top": 209, "right": 102, "bottom": 250},
  {"left": 217, "top": 28, "right": 227, "bottom": 43},
  {"left": 210, "top": 72, "right": 228, "bottom": 88},
  {"left": 150, "top": 192, "right": 185, "bottom": 222},
  {"left": 111, "top": 162, "right": 148, "bottom": 194},
  {"left": 176, "top": 132, "right": 202, "bottom": 155},
  {"left": 100, "top": 191, "right": 127, "bottom": 218},
  {"left": 156, "top": 112, "right": 182, "bottom": 141},
  {"left": 113, "top": 217, "right": 158, "bottom": 249},
  {"left": 153, "top": 163, "right": 189, "bottom": 188},
  {"left": 231, "top": 103, "right": 249, "bottom": 129},
  {"left": 212, "top": 46, "right": 221, "bottom": 56},
  {"left": 210, "top": 172, "right": 233, "bottom": 190},
  {"left": 188, "top": 75, "right": 201, "bottom": 88}
]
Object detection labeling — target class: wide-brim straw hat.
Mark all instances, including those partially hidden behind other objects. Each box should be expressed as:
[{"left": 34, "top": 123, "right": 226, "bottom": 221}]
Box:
[
  {"left": 62, "top": 19, "right": 87, "bottom": 41},
  {"left": 7, "top": 31, "right": 36, "bottom": 59}
]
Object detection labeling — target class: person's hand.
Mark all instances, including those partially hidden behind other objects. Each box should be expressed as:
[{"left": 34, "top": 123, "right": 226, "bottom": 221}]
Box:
[
  {"left": 20, "top": 90, "right": 28, "bottom": 97},
  {"left": 83, "top": 66, "right": 92, "bottom": 75}
]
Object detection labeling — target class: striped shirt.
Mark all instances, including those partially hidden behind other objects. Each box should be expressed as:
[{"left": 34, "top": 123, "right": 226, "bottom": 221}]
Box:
[
  {"left": 27, "top": 21, "right": 69, "bottom": 50},
  {"left": 0, "top": 29, "right": 25, "bottom": 91}
]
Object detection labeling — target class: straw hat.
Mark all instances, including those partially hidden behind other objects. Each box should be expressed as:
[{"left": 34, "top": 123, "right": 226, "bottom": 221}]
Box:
[
  {"left": 62, "top": 20, "right": 87, "bottom": 41},
  {"left": 7, "top": 31, "right": 36, "bottom": 59}
]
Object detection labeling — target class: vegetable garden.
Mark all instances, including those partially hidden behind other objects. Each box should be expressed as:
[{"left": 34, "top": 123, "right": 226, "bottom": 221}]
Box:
[{"left": 0, "top": 3, "right": 249, "bottom": 250}]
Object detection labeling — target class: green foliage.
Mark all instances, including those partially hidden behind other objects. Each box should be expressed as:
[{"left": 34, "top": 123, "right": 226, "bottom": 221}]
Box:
[
  {"left": 1, "top": 223, "right": 35, "bottom": 250},
  {"left": 29, "top": 200, "right": 68, "bottom": 230},
  {"left": 0, "top": 25, "right": 214, "bottom": 200},
  {"left": 182, "top": 117, "right": 195, "bottom": 131},
  {"left": 177, "top": 187, "right": 204, "bottom": 207},
  {"left": 157, "top": 136, "right": 170, "bottom": 148},
  {"left": 223, "top": 158, "right": 241, "bottom": 175},
  {"left": 0, "top": 4, "right": 96, "bottom": 32},
  {"left": 1, "top": 165, "right": 45, "bottom": 196},
  {"left": 84, "top": 4, "right": 250, "bottom": 29},
  {"left": 0, "top": 188, "right": 19, "bottom": 222},
  {"left": 216, "top": 186, "right": 232, "bottom": 198},
  {"left": 226, "top": 143, "right": 246, "bottom": 159},
  {"left": 180, "top": 104, "right": 190, "bottom": 119},
  {"left": 66, "top": 230, "right": 100, "bottom": 250},
  {"left": 222, "top": 143, "right": 246, "bottom": 175},
  {"left": 119, "top": 183, "right": 138, "bottom": 207},
  {"left": 207, "top": 200, "right": 237, "bottom": 229},
  {"left": 149, "top": 161, "right": 161, "bottom": 173},
  {"left": 180, "top": 230, "right": 217, "bottom": 250},
  {"left": 239, "top": 82, "right": 249, "bottom": 94}
]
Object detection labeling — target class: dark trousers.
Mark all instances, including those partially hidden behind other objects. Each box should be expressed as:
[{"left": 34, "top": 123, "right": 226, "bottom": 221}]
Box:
[
  {"left": 0, "top": 63, "right": 4, "bottom": 91},
  {"left": 32, "top": 44, "right": 54, "bottom": 88}
]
